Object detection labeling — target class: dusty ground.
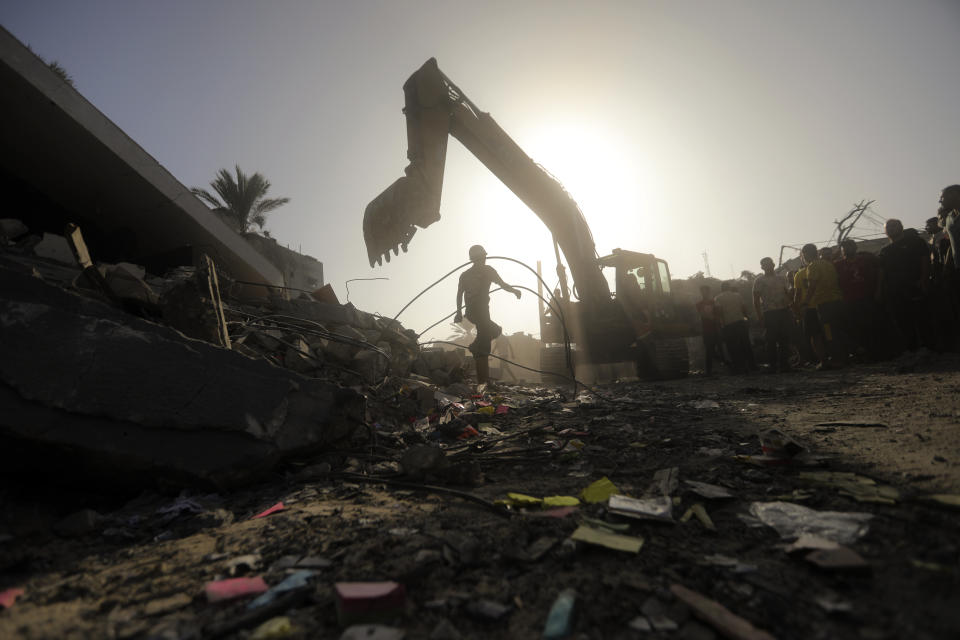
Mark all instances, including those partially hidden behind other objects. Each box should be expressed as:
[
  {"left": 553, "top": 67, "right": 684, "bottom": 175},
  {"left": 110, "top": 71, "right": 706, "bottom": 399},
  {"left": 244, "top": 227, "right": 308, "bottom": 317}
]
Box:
[{"left": 1, "top": 353, "right": 959, "bottom": 640}]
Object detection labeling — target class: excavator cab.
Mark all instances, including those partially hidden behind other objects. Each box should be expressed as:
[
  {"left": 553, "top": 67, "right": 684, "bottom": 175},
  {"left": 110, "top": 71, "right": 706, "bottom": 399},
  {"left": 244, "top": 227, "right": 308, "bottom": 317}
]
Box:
[{"left": 600, "top": 248, "right": 677, "bottom": 330}]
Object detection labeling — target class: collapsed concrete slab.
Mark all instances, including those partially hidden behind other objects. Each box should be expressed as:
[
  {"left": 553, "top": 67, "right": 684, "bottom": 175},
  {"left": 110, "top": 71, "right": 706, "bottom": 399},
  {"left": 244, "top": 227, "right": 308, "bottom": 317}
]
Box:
[{"left": 0, "top": 256, "right": 364, "bottom": 488}]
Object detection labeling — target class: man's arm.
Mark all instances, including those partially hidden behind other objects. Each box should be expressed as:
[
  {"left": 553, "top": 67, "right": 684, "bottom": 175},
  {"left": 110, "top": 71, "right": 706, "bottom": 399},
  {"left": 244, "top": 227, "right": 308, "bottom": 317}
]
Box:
[
  {"left": 454, "top": 277, "right": 464, "bottom": 323},
  {"left": 491, "top": 269, "right": 522, "bottom": 300}
]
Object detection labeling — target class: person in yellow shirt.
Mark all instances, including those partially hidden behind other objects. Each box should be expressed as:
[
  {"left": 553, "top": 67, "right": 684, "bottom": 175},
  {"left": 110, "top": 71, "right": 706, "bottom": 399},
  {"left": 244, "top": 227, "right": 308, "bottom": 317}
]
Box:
[{"left": 796, "top": 243, "right": 847, "bottom": 369}]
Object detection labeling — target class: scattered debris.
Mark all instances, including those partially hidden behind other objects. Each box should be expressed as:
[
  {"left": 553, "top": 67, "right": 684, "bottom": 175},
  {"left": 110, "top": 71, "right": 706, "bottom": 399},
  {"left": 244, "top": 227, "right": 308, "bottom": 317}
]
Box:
[
  {"left": 684, "top": 480, "right": 736, "bottom": 500},
  {"left": 253, "top": 502, "right": 286, "bottom": 519},
  {"left": 749, "top": 502, "right": 873, "bottom": 544},
  {"left": 805, "top": 547, "right": 869, "bottom": 571},
  {"left": 608, "top": 494, "right": 674, "bottom": 522},
  {"left": 0, "top": 588, "right": 24, "bottom": 610},
  {"left": 670, "top": 584, "right": 776, "bottom": 640},
  {"left": 570, "top": 525, "right": 644, "bottom": 553},
  {"left": 680, "top": 503, "right": 716, "bottom": 531},
  {"left": 580, "top": 476, "right": 619, "bottom": 503},
  {"left": 250, "top": 616, "right": 294, "bottom": 640},
  {"left": 335, "top": 582, "right": 406, "bottom": 625},
  {"left": 798, "top": 472, "right": 900, "bottom": 504},
  {"left": 340, "top": 625, "right": 405, "bottom": 640},
  {"left": 205, "top": 577, "right": 269, "bottom": 603},
  {"left": 542, "top": 588, "right": 577, "bottom": 639},
  {"left": 247, "top": 570, "right": 315, "bottom": 610}
]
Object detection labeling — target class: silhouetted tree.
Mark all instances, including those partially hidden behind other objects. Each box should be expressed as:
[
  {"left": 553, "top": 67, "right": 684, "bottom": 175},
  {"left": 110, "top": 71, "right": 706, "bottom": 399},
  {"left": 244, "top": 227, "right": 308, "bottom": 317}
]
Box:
[{"left": 192, "top": 166, "right": 290, "bottom": 233}]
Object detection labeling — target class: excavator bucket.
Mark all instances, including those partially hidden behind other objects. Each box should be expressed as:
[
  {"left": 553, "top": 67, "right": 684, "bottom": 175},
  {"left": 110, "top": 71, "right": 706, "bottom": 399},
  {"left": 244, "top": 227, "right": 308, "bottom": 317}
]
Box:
[{"left": 363, "top": 58, "right": 453, "bottom": 267}]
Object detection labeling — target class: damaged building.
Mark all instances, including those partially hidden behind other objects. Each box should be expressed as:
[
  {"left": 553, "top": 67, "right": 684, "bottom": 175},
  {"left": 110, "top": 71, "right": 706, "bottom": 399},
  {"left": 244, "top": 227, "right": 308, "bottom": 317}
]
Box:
[{"left": 0, "top": 26, "right": 438, "bottom": 488}]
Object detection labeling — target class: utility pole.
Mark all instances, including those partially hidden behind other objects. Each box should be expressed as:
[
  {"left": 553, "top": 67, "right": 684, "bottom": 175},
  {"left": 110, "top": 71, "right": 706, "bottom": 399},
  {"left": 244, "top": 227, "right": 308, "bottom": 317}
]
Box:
[{"left": 702, "top": 251, "right": 712, "bottom": 277}]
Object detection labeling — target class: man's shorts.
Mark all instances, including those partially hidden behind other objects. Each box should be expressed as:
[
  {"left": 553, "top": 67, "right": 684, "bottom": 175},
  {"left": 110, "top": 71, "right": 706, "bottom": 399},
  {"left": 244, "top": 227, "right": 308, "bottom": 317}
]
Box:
[{"left": 803, "top": 308, "right": 823, "bottom": 340}]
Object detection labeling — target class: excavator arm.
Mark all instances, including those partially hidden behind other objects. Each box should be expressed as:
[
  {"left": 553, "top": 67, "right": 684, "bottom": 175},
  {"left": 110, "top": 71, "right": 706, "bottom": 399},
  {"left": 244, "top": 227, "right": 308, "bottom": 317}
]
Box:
[{"left": 363, "top": 58, "right": 611, "bottom": 306}]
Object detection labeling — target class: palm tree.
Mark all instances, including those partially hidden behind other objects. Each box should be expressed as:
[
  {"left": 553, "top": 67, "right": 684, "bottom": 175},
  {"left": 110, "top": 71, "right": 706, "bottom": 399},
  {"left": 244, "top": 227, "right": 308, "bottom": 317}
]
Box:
[{"left": 191, "top": 165, "right": 290, "bottom": 233}]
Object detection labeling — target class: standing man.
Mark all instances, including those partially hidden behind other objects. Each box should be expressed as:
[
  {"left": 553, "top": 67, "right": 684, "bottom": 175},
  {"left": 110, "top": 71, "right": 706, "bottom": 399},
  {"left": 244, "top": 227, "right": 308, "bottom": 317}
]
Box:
[
  {"left": 878, "top": 219, "right": 931, "bottom": 352},
  {"left": 752, "top": 257, "right": 793, "bottom": 372},
  {"left": 835, "top": 239, "right": 882, "bottom": 359},
  {"left": 454, "top": 245, "right": 522, "bottom": 386},
  {"left": 937, "top": 185, "right": 960, "bottom": 333},
  {"left": 796, "top": 243, "right": 846, "bottom": 369},
  {"left": 696, "top": 285, "right": 725, "bottom": 375},
  {"left": 937, "top": 185, "right": 960, "bottom": 271},
  {"left": 714, "top": 282, "right": 754, "bottom": 374}
]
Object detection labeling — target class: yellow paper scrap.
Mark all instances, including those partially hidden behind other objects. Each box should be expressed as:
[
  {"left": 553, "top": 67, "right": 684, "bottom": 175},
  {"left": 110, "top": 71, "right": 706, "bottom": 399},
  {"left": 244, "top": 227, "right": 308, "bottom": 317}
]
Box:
[
  {"left": 251, "top": 616, "right": 293, "bottom": 640},
  {"left": 580, "top": 477, "right": 618, "bottom": 504},
  {"left": 571, "top": 525, "right": 643, "bottom": 553},
  {"left": 506, "top": 493, "right": 542, "bottom": 506},
  {"left": 543, "top": 496, "right": 580, "bottom": 507}
]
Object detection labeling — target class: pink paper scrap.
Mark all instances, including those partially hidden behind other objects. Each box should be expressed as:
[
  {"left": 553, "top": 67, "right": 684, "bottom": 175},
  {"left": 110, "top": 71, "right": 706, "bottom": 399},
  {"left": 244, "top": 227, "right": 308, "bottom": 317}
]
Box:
[
  {"left": 205, "top": 577, "right": 268, "bottom": 602},
  {"left": 252, "top": 502, "right": 285, "bottom": 519},
  {"left": 0, "top": 588, "right": 24, "bottom": 609}
]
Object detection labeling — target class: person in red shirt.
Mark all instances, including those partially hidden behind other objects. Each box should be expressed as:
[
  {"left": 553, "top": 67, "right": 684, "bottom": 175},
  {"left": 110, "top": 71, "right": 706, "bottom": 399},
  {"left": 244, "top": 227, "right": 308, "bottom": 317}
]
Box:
[{"left": 835, "top": 239, "right": 882, "bottom": 360}]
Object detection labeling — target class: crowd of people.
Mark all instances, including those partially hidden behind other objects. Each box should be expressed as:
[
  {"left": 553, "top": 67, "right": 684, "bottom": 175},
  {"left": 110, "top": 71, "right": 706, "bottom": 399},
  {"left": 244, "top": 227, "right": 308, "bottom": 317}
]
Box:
[{"left": 696, "top": 185, "right": 960, "bottom": 374}]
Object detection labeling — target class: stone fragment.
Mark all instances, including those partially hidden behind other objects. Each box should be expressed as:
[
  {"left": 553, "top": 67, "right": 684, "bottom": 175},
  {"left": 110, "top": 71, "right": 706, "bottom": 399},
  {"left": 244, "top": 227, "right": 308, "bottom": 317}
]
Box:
[
  {"left": 54, "top": 509, "right": 102, "bottom": 537},
  {"left": 33, "top": 232, "right": 75, "bottom": 264},
  {"left": 0, "top": 218, "right": 29, "bottom": 241},
  {"left": 144, "top": 592, "right": 192, "bottom": 616}
]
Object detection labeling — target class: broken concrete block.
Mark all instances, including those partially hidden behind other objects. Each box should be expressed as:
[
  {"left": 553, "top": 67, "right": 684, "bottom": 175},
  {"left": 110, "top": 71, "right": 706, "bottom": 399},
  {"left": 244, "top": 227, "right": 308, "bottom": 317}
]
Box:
[
  {"left": 284, "top": 338, "right": 319, "bottom": 373},
  {"left": 353, "top": 350, "right": 389, "bottom": 384},
  {"left": 0, "top": 218, "right": 28, "bottom": 241},
  {"left": 53, "top": 509, "right": 103, "bottom": 536},
  {"left": 0, "top": 261, "right": 364, "bottom": 488},
  {"left": 249, "top": 329, "right": 284, "bottom": 351},
  {"left": 323, "top": 326, "right": 367, "bottom": 364},
  {"left": 312, "top": 284, "right": 340, "bottom": 305},
  {"left": 159, "top": 278, "right": 222, "bottom": 344},
  {"left": 103, "top": 263, "right": 159, "bottom": 305},
  {"left": 33, "top": 232, "right": 75, "bottom": 265}
]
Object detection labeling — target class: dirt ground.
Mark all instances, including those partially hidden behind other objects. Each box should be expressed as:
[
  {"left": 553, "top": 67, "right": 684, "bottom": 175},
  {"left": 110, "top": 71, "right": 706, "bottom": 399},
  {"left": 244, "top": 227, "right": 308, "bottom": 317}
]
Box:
[{"left": 2, "top": 353, "right": 959, "bottom": 640}]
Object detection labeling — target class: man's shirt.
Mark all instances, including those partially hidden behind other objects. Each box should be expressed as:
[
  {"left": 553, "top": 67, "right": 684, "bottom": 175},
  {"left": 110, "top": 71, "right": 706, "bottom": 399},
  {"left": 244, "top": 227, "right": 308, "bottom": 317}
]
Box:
[
  {"left": 752, "top": 273, "right": 791, "bottom": 312},
  {"left": 804, "top": 259, "right": 843, "bottom": 307},
  {"left": 458, "top": 264, "right": 499, "bottom": 313},
  {"left": 714, "top": 290, "right": 746, "bottom": 326},
  {"left": 695, "top": 299, "right": 719, "bottom": 334}
]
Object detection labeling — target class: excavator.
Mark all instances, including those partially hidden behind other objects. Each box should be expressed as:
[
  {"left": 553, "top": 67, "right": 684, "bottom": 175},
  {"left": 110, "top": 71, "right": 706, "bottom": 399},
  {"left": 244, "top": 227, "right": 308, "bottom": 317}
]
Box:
[{"left": 363, "top": 58, "right": 692, "bottom": 379}]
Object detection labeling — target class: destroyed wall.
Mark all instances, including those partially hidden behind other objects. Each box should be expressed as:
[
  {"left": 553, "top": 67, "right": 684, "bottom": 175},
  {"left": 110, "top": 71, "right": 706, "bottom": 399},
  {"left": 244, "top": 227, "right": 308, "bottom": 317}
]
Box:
[
  {"left": 242, "top": 232, "right": 325, "bottom": 291},
  {"left": 0, "top": 26, "right": 283, "bottom": 288}
]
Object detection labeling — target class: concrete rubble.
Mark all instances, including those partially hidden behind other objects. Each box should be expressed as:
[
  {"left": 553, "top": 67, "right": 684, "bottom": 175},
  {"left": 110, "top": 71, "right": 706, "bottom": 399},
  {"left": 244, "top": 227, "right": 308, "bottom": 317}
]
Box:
[{"left": 0, "top": 219, "right": 463, "bottom": 488}]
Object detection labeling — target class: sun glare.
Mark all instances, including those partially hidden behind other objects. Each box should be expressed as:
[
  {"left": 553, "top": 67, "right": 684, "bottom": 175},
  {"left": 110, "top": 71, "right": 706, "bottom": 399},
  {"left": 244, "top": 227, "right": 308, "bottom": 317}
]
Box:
[{"left": 520, "top": 121, "right": 664, "bottom": 257}]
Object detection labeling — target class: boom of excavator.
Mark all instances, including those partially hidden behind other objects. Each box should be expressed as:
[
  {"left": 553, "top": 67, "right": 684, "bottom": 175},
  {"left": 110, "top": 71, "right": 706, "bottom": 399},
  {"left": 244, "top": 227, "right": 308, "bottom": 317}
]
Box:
[{"left": 364, "top": 58, "right": 693, "bottom": 379}]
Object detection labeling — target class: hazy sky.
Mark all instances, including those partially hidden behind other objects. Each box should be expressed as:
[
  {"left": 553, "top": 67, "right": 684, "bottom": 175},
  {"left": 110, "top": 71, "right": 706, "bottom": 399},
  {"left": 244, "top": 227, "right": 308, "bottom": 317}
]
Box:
[{"left": 3, "top": 1, "right": 958, "bottom": 340}]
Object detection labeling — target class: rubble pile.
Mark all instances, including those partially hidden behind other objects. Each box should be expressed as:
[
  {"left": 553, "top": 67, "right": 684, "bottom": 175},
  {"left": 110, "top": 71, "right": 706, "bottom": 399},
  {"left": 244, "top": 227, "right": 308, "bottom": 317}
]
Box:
[{"left": 0, "top": 219, "right": 467, "bottom": 488}]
